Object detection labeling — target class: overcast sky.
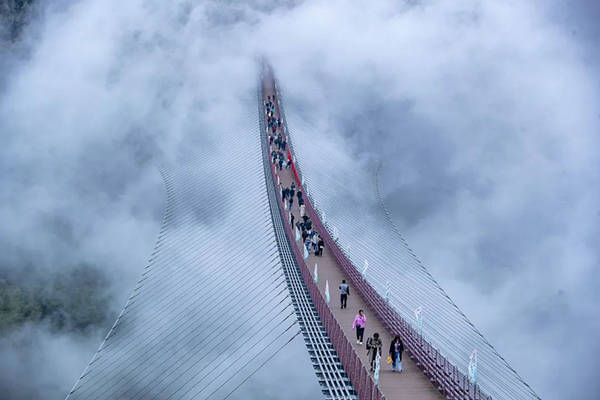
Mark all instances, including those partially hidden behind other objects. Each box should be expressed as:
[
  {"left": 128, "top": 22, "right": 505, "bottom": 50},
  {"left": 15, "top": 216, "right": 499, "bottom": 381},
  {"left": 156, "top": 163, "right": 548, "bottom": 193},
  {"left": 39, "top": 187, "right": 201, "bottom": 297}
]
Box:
[{"left": 1, "top": 0, "right": 598, "bottom": 399}]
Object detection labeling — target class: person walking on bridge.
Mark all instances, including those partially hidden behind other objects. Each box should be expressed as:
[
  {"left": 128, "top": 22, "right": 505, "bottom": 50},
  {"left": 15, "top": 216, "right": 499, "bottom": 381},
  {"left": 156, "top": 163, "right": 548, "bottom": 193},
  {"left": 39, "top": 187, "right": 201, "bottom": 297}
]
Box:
[
  {"left": 366, "top": 332, "right": 382, "bottom": 373},
  {"left": 282, "top": 187, "right": 288, "bottom": 203},
  {"left": 352, "top": 310, "right": 366, "bottom": 345},
  {"left": 339, "top": 280, "right": 350, "bottom": 309},
  {"left": 311, "top": 232, "right": 319, "bottom": 252},
  {"left": 297, "top": 192, "right": 305, "bottom": 217},
  {"left": 389, "top": 336, "right": 404, "bottom": 372},
  {"left": 317, "top": 237, "right": 324, "bottom": 256},
  {"left": 301, "top": 228, "right": 309, "bottom": 243}
]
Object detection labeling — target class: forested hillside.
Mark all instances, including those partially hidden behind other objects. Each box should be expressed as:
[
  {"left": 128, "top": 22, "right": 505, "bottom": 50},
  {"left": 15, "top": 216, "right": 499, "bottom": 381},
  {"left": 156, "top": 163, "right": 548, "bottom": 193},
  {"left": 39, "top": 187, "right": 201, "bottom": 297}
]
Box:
[{"left": 0, "top": 265, "right": 110, "bottom": 334}]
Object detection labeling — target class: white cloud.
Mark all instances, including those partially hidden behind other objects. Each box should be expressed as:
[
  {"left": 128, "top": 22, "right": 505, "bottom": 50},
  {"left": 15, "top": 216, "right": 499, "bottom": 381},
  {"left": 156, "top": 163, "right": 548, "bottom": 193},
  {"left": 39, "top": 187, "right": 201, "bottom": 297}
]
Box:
[{"left": 1, "top": 0, "right": 598, "bottom": 398}]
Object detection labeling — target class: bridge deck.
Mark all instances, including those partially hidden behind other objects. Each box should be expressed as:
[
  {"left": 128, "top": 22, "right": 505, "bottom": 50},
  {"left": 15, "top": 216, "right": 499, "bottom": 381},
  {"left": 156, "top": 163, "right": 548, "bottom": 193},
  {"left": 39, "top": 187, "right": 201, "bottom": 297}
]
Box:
[{"left": 262, "top": 78, "right": 443, "bottom": 400}]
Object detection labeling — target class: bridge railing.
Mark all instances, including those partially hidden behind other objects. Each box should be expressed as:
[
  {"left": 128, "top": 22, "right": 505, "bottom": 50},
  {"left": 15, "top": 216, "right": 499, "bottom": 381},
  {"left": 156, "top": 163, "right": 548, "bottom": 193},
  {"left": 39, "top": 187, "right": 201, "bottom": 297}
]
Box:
[
  {"left": 269, "top": 161, "right": 384, "bottom": 400},
  {"left": 301, "top": 193, "right": 489, "bottom": 400},
  {"left": 272, "top": 77, "right": 492, "bottom": 400},
  {"left": 261, "top": 68, "right": 382, "bottom": 400}
]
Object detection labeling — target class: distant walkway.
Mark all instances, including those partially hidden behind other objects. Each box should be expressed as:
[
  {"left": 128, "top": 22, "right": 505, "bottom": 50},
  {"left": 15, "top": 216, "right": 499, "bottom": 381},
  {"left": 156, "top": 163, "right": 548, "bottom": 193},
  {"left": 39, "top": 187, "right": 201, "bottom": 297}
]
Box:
[{"left": 262, "top": 77, "right": 443, "bottom": 400}]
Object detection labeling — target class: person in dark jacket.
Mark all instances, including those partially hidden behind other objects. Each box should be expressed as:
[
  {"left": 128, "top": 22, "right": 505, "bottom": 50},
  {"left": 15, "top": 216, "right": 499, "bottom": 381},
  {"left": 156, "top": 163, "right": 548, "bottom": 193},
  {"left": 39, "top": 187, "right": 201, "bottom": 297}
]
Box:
[
  {"left": 366, "top": 332, "right": 382, "bottom": 372},
  {"left": 301, "top": 229, "right": 309, "bottom": 243},
  {"left": 282, "top": 187, "right": 288, "bottom": 201},
  {"left": 389, "top": 336, "right": 404, "bottom": 372},
  {"left": 339, "top": 280, "right": 349, "bottom": 308}
]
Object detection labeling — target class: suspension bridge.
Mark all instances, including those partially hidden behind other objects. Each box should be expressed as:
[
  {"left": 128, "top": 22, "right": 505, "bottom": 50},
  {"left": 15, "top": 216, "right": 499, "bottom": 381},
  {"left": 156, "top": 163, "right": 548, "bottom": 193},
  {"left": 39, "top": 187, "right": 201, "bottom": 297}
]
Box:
[{"left": 65, "top": 63, "right": 540, "bottom": 400}]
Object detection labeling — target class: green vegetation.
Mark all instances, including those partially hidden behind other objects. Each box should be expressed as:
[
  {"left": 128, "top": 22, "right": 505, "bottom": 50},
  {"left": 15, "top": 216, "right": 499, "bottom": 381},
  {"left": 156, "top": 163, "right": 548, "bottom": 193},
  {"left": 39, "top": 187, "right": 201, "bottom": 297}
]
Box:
[{"left": 0, "top": 264, "right": 110, "bottom": 334}]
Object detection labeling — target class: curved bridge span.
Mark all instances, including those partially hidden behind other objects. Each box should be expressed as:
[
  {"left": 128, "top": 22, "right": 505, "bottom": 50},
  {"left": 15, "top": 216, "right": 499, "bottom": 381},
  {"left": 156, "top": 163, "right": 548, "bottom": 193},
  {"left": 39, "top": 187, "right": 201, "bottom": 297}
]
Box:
[{"left": 65, "top": 63, "right": 539, "bottom": 400}]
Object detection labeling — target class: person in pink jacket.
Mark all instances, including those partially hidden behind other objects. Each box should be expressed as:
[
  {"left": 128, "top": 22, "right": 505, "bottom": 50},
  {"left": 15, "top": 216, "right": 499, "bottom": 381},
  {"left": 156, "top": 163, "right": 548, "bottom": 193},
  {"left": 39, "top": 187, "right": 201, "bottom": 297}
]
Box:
[{"left": 352, "top": 309, "right": 367, "bottom": 344}]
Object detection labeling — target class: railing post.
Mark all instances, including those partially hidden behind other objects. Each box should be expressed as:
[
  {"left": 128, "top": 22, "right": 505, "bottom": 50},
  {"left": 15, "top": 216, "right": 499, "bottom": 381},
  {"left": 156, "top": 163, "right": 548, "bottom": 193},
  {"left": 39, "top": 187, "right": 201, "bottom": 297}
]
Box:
[{"left": 359, "top": 368, "right": 365, "bottom": 399}]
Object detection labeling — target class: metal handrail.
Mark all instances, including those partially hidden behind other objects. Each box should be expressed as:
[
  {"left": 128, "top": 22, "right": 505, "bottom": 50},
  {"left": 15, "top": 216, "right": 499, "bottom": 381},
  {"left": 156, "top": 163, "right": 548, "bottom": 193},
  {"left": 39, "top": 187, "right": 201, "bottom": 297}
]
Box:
[
  {"left": 261, "top": 68, "right": 383, "bottom": 399},
  {"left": 270, "top": 73, "right": 492, "bottom": 400},
  {"left": 269, "top": 161, "right": 384, "bottom": 400}
]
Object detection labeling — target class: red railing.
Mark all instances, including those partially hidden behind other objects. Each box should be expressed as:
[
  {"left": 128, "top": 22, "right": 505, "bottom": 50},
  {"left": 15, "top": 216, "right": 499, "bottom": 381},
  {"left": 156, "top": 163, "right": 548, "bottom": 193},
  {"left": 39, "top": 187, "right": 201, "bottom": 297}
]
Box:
[
  {"left": 264, "top": 71, "right": 490, "bottom": 399},
  {"left": 269, "top": 162, "right": 384, "bottom": 400},
  {"left": 282, "top": 148, "right": 491, "bottom": 400}
]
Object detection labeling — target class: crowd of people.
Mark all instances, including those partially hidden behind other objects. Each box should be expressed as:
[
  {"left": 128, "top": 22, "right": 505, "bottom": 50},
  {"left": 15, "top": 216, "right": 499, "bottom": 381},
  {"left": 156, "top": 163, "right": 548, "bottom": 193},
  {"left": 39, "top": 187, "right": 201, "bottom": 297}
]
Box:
[
  {"left": 265, "top": 91, "right": 404, "bottom": 378},
  {"left": 266, "top": 96, "right": 290, "bottom": 171},
  {"left": 279, "top": 179, "right": 325, "bottom": 257},
  {"left": 349, "top": 291, "right": 404, "bottom": 374},
  {"left": 265, "top": 97, "right": 325, "bottom": 259},
  {"left": 354, "top": 315, "right": 405, "bottom": 373},
  {"left": 297, "top": 214, "right": 324, "bottom": 257}
]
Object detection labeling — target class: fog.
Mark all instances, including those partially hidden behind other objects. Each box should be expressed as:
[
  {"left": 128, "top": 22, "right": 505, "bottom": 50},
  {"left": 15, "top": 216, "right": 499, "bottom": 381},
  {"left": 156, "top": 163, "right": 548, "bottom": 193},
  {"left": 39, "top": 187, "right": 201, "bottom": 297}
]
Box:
[{"left": 1, "top": 0, "right": 598, "bottom": 398}]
